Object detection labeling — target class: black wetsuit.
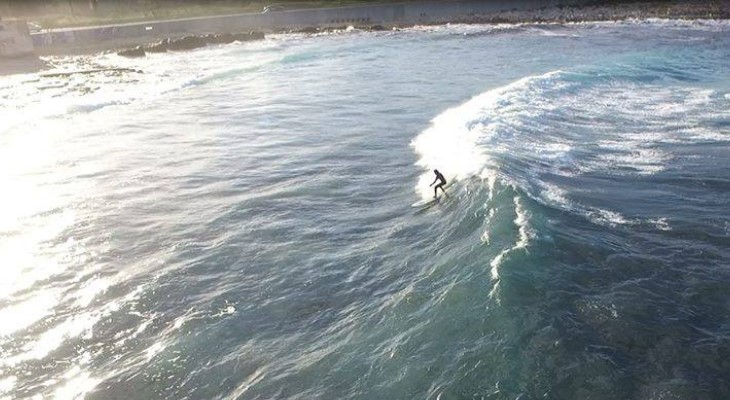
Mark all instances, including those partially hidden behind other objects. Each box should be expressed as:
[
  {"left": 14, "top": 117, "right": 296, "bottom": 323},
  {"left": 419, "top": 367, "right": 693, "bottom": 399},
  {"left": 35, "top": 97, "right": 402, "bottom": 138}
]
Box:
[{"left": 432, "top": 171, "right": 447, "bottom": 198}]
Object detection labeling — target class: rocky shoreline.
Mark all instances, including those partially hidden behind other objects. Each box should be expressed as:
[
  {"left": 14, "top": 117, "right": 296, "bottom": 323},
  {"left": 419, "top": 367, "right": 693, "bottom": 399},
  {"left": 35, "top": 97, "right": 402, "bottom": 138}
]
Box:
[
  {"left": 117, "top": 32, "right": 264, "bottom": 57},
  {"left": 111, "top": 1, "right": 730, "bottom": 58},
  {"left": 2, "top": 1, "right": 729, "bottom": 72},
  {"left": 436, "top": 1, "right": 730, "bottom": 25}
]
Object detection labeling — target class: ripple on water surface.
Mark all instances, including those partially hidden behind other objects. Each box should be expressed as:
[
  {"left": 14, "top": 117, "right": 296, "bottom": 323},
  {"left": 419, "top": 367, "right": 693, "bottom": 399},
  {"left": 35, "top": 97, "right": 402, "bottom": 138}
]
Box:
[{"left": 1, "top": 20, "right": 730, "bottom": 400}]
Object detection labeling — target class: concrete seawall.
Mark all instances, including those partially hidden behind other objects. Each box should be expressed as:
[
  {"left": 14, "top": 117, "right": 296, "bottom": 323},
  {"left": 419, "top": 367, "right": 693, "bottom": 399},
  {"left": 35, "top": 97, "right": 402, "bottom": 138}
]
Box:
[
  {"left": 31, "top": 0, "right": 582, "bottom": 49},
  {"left": 1, "top": 19, "right": 34, "bottom": 57}
]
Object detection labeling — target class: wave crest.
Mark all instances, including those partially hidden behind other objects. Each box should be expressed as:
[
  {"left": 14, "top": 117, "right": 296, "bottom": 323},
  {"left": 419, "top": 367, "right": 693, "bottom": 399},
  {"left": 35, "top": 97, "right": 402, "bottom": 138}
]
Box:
[
  {"left": 411, "top": 65, "right": 729, "bottom": 229},
  {"left": 411, "top": 70, "right": 568, "bottom": 199}
]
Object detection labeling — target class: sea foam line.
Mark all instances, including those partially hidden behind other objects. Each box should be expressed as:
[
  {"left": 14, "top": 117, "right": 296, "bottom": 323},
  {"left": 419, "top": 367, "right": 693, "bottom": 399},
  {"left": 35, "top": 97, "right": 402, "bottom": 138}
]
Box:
[{"left": 488, "top": 195, "right": 533, "bottom": 300}]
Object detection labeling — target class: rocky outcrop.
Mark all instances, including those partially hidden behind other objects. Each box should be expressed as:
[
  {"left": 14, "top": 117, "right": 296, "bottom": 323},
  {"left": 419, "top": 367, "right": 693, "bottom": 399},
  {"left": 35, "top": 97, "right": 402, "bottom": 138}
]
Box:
[
  {"left": 438, "top": 1, "right": 730, "bottom": 25},
  {"left": 164, "top": 35, "right": 208, "bottom": 51},
  {"left": 113, "top": 1, "right": 730, "bottom": 59},
  {"left": 118, "top": 45, "right": 145, "bottom": 57},
  {"left": 145, "top": 39, "right": 170, "bottom": 53},
  {"left": 293, "top": 26, "right": 320, "bottom": 34},
  {"left": 40, "top": 67, "right": 142, "bottom": 77},
  {"left": 117, "top": 32, "right": 264, "bottom": 57},
  {"left": 207, "top": 32, "right": 264, "bottom": 44},
  {"left": 289, "top": 25, "right": 394, "bottom": 34}
]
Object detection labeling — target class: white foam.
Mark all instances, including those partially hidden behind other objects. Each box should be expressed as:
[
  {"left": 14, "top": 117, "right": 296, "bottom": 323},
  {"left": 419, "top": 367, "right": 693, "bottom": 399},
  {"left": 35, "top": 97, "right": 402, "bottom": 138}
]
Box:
[
  {"left": 490, "top": 251, "right": 508, "bottom": 281},
  {"left": 490, "top": 196, "right": 533, "bottom": 281},
  {"left": 412, "top": 67, "right": 726, "bottom": 234},
  {"left": 411, "top": 102, "right": 490, "bottom": 198},
  {"left": 513, "top": 196, "right": 532, "bottom": 249},
  {"left": 487, "top": 196, "right": 533, "bottom": 301},
  {"left": 482, "top": 170, "right": 497, "bottom": 201},
  {"left": 577, "top": 18, "right": 730, "bottom": 31},
  {"left": 411, "top": 70, "right": 566, "bottom": 198},
  {"left": 588, "top": 208, "right": 634, "bottom": 227},
  {"left": 593, "top": 148, "right": 669, "bottom": 175},
  {"left": 405, "top": 23, "right": 525, "bottom": 36},
  {"left": 0, "top": 40, "right": 285, "bottom": 130},
  {"left": 651, "top": 217, "right": 672, "bottom": 231},
  {"left": 226, "top": 367, "right": 267, "bottom": 400},
  {"left": 535, "top": 181, "right": 637, "bottom": 227},
  {"left": 0, "top": 376, "right": 16, "bottom": 396},
  {"left": 539, "top": 182, "right": 570, "bottom": 209}
]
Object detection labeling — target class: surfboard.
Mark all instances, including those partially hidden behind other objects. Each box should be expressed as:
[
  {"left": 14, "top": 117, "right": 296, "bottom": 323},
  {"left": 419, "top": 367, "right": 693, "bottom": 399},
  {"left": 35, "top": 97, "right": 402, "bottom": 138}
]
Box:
[
  {"left": 412, "top": 182, "right": 451, "bottom": 208},
  {"left": 411, "top": 197, "right": 439, "bottom": 208}
]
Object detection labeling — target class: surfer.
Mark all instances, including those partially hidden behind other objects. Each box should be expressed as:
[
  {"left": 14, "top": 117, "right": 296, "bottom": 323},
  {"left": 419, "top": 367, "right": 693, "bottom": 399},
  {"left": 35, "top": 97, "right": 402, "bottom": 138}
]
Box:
[{"left": 430, "top": 169, "right": 447, "bottom": 199}]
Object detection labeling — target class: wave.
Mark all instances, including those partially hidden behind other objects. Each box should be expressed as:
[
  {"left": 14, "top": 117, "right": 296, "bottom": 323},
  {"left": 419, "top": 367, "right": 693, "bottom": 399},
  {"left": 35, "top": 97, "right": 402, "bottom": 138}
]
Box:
[
  {"left": 411, "top": 69, "right": 569, "bottom": 199},
  {"left": 582, "top": 18, "right": 730, "bottom": 31},
  {"left": 406, "top": 18, "right": 730, "bottom": 39},
  {"left": 409, "top": 63, "right": 730, "bottom": 302},
  {"left": 406, "top": 23, "right": 530, "bottom": 36},
  {"left": 411, "top": 63, "right": 729, "bottom": 231},
  {"left": 488, "top": 195, "right": 533, "bottom": 300},
  {"left": 0, "top": 42, "right": 284, "bottom": 128}
]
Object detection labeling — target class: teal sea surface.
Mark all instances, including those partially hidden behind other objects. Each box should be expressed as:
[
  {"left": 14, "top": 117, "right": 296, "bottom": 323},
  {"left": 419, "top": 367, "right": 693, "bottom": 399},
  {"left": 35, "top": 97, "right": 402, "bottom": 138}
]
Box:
[{"left": 1, "top": 19, "right": 730, "bottom": 399}]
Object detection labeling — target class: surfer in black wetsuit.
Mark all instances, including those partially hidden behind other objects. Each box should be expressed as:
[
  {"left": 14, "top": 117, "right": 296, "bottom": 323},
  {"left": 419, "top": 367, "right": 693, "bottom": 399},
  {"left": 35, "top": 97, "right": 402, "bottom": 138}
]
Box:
[{"left": 430, "top": 169, "right": 447, "bottom": 199}]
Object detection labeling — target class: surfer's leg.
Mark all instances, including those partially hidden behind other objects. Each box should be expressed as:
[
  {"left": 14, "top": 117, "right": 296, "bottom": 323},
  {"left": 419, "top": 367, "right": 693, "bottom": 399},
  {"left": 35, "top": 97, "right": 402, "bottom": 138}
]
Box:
[{"left": 435, "top": 184, "right": 444, "bottom": 198}]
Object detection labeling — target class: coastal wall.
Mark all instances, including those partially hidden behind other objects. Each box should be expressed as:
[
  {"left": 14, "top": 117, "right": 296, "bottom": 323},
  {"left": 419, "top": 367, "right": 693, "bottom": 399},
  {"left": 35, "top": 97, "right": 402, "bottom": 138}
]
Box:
[
  {"left": 30, "top": 0, "right": 583, "bottom": 49},
  {"left": 0, "top": 19, "right": 34, "bottom": 57}
]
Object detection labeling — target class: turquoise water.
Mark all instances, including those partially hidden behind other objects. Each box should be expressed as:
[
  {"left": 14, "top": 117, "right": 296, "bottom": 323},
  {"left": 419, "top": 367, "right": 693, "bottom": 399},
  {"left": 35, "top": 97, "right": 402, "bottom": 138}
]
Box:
[{"left": 2, "top": 20, "right": 730, "bottom": 399}]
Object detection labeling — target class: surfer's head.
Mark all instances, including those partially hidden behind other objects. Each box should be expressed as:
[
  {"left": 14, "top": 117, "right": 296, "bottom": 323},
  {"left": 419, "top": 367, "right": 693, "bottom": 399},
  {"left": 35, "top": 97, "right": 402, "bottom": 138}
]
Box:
[{"left": 433, "top": 169, "right": 439, "bottom": 174}]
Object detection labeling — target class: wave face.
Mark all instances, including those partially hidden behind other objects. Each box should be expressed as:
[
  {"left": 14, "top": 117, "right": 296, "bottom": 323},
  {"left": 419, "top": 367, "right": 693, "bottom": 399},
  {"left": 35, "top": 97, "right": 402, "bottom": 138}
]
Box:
[
  {"left": 2, "top": 20, "right": 730, "bottom": 400},
  {"left": 413, "top": 66, "right": 730, "bottom": 221}
]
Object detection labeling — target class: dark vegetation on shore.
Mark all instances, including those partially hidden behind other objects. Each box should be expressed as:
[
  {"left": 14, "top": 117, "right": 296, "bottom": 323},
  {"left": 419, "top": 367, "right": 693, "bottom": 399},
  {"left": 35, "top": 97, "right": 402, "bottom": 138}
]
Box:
[
  {"left": 3, "top": 1, "right": 729, "bottom": 28},
  {"left": 2, "top": 1, "right": 729, "bottom": 30},
  {"left": 110, "top": 0, "right": 729, "bottom": 58},
  {"left": 2, "top": 1, "right": 729, "bottom": 72},
  {"left": 0, "top": 0, "right": 416, "bottom": 28},
  {"left": 117, "top": 31, "right": 264, "bottom": 57}
]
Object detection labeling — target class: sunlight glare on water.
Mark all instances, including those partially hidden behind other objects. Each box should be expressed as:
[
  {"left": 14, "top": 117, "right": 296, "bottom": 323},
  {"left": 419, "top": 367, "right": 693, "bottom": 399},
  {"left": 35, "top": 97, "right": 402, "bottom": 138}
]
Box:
[{"left": 2, "top": 20, "right": 730, "bottom": 400}]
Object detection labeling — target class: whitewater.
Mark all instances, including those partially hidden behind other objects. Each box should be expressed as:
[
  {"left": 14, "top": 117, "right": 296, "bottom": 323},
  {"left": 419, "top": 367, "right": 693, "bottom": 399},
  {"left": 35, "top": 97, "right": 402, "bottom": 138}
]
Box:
[{"left": 1, "top": 20, "right": 730, "bottom": 399}]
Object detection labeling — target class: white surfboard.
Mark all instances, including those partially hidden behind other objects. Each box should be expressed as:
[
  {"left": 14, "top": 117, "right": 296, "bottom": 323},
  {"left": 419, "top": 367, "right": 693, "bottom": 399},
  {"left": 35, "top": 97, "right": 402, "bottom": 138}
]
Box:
[
  {"left": 413, "top": 181, "right": 451, "bottom": 208},
  {"left": 411, "top": 197, "right": 438, "bottom": 208}
]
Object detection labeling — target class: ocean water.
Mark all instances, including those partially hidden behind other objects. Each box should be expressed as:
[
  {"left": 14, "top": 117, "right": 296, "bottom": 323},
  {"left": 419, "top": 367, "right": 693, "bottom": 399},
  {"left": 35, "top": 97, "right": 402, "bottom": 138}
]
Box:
[{"left": 2, "top": 19, "right": 730, "bottom": 400}]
